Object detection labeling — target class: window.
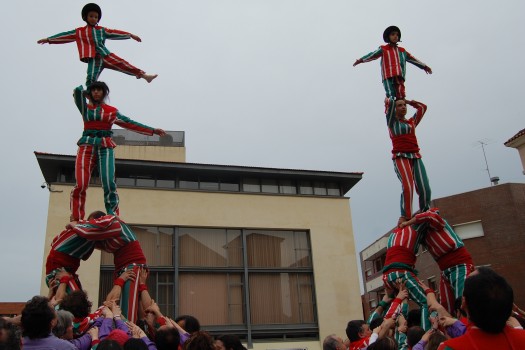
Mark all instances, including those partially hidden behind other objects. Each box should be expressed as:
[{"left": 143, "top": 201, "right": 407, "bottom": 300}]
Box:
[
  {"left": 261, "top": 179, "right": 279, "bottom": 193},
  {"left": 299, "top": 181, "right": 314, "bottom": 195},
  {"left": 243, "top": 178, "right": 261, "bottom": 192},
  {"left": 99, "top": 226, "right": 317, "bottom": 342},
  {"left": 453, "top": 221, "right": 484, "bottom": 240},
  {"left": 279, "top": 179, "right": 297, "bottom": 194}
]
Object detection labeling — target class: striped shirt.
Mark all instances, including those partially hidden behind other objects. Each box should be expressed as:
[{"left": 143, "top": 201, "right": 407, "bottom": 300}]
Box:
[
  {"left": 73, "top": 86, "right": 155, "bottom": 148},
  {"left": 413, "top": 210, "right": 465, "bottom": 260},
  {"left": 385, "top": 98, "right": 427, "bottom": 159},
  {"left": 47, "top": 25, "right": 131, "bottom": 62},
  {"left": 384, "top": 226, "right": 423, "bottom": 268},
  {"left": 359, "top": 44, "right": 428, "bottom": 81}
]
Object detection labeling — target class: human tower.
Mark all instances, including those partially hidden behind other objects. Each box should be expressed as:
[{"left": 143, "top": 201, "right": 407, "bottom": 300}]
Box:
[
  {"left": 36, "top": 3, "right": 476, "bottom": 336},
  {"left": 354, "top": 26, "right": 474, "bottom": 332},
  {"left": 37, "top": 3, "right": 166, "bottom": 325}
]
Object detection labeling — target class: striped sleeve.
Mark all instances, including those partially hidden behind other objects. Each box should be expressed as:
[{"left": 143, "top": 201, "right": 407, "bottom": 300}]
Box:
[
  {"left": 104, "top": 27, "right": 132, "bottom": 40},
  {"left": 406, "top": 51, "right": 428, "bottom": 70},
  {"left": 407, "top": 100, "right": 427, "bottom": 127},
  {"left": 359, "top": 47, "right": 382, "bottom": 63},
  {"left": 47, "top": 29, "right": 77, "bottom": 43},
  {"left": 115, "top": 111, "right": 155, "bottom": 135},
  {"left": 73, "top": 85, "right": 87, "bottom": 115},
  {"left": 413, "top": 210, "right": 444, "bottom": 230},
  {"left": 73, "top": 215, "right": 123, "bottom": 240},
  {"left": 385, "top": 97, "right": 397, "bottom": 128}
]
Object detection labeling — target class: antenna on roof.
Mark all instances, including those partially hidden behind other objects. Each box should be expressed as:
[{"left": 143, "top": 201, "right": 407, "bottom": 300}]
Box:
[{"left": 477, "top": 140, "right": 499, "bottom": 186}]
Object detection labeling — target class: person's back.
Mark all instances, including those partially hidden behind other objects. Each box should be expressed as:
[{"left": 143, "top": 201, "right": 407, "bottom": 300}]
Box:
[{"left": 438, "top": 268, "right": 525, "bottom": 350}]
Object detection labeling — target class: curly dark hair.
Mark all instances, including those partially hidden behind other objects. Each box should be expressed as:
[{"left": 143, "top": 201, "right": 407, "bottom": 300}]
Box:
[
  {"left": 155, "top": 327, "right": 180, "bottom": 350},
  {"left": 216, "top": 335, "right": 246, "bottom": 350},
  {"left": 124, "top": 338, "right": 148, "bottom": 350},
  {"left": 21, "top": 296, "right": 56, "bottom": 339},
  {"left": 175, "top": 315, "right": 201, "bottom": 334},
  {"left": 0, "top": 318, "right": 21, "bottom": 350},
  {"left": 184, "top": 331, "right": 214, "bottom": 350},
  {"left": 60, "top": 290, "right": 92, "bottom": 318}
]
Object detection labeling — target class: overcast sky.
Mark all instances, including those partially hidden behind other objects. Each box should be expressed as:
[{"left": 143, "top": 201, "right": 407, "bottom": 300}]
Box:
[{"left": 1, "top": 1, "right": 523, "bottom": 301}]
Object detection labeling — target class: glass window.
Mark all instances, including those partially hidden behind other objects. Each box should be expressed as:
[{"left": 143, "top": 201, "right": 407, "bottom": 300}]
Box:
[
  {"left": 179, "top": 228, "right": 243, "bottom": 267},
  {"left": 326, "top": 182, "right": 340, "bottom": 196},
  {"left": 157, "top": 179, "right": 175, "bottom": 188},
  {"left": 136, "top": 178, "right": 155, "bottom": 187},
  {"left": 279, "top": 179, "right": 297, "bottom": 194},
  {"left": 299, "top": 181, "right": 314, "bottom": 195},
  {"left": 245, "top": 230, "right": 311, "bottom": 268},
  {"left": 249, "top": 273, "right": 315, "bottom": 324},
  {"left": 179, "top": 178, "right": 199, "bottom": 190},
  {"left": 133, "top": 226, "right": 173, "bottom": 267},
  {"left": 261, "top": 179, "right": 279, "bottom": 193},
  {"left": 243, "top": 178, "right": 260, "bottom": 192},
  {"left": 179, "top": 273, "right": 244, "bottom": 325},
  {"left": 313, "top": 181, "right": 327, "bottom": 196},
  {"left": 200, "top": 177, "right": 219, "bottom": 191},
  {"left": 220, "top": 181, "right": 240, "bottom": 192},
  {"left": 116, "top": 177, "right": 135, "bottom": 186}
]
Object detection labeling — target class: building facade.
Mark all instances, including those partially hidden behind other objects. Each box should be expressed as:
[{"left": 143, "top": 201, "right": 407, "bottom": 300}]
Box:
[
  {"left": 360, "top": 183, "right": 525, "bottom": 319},
  {"left": 37, "top": 130, "right": 364, "bottom": 349}
]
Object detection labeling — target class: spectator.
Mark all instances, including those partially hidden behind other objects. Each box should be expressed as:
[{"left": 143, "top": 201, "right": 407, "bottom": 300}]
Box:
[
  {"left": 322, "top": 334, "right": 346, "bottom": 350},
  {"left": 438, "top": 267, "right": 525, "bottom": 349},
  {"left": 21, "top": 296, "right": 76, "bottom": 349},
  {"left": 346, "top": 320, "right": 372, "bottom": 350},
  {"left": 215, "top": 335, "right": 246, "bottom": 350}
]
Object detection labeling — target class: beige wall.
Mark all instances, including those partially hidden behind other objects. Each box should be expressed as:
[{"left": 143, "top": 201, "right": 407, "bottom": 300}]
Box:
[
  {"left": 41, "top": 184, "right": 362, "bottom": 349},
  {"left": 115, "top": 145, "right": 186, "bottom": 163}
]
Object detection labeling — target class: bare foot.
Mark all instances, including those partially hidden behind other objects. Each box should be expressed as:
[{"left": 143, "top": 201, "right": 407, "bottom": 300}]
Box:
[{"left": 142, "top": 74, "right": 158, "bottom": 83}]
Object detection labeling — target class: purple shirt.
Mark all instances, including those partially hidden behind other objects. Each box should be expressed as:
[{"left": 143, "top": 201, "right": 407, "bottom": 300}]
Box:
[{"left": 23, "top": 334, "right": 77, "bottom": 350}]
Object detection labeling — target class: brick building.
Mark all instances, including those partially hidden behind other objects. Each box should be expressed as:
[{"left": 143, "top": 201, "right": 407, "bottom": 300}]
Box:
[{"left": 360, "top": 183, "right": 525, "bottom": 320}]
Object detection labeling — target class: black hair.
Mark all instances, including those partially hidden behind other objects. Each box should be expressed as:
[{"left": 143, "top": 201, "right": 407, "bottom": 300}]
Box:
[
  {"left": 87, "top": 81, "right": 110, "bottom": 103},
  {"left": 185, "top": 331, "right": 214, "bottom": 350},
  {"left": 60, "top": 290, "right": 92, "bottom": 318},
  {"left": 124, "top": 338, "right": 149, "bottom": 350},
  {"left": 21, "top": 296, "right": 55, "bottom": 339},
  {"left": 155, "top": 327, "right": 180, "bottom": 350},
  {"left": 369, "top": 317, "right": 383, "bottom": 332},
  {"left": 464, "top": 267, "right": 513, "bottom": 333},
  {"left": 98, "top": 340, "right": 123, "bottom": 350},
  {"left": 367, "top": 336, "right": 397, "bottom": 350},
  {"left": 345, "top": 320, "right": 365, "bottom": 342},
  {"left": 216, "top": 335, "right": 247, "bottom": 350},
  {"left": 406, "top": 326, "right": 425, "bottom": 348},
  {"left": 407, "top": 308, "right": 422, "bottom": 328},
  {"left": 175, "top": 315, "right": 201, "bottom": 334},
  {"left": 82, "top": 3, "right": 102, "bottom": 22},
  {"left": 426, "top": 331, "right": 446, "bottom": 350},
  {"left": 0, "top": 318, "right": 21, "bottom": 350}
]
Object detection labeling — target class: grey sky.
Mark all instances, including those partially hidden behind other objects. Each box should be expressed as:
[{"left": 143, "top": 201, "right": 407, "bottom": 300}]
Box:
[{"left": 1, "top": 1, "right": 523, "bottom": 301}]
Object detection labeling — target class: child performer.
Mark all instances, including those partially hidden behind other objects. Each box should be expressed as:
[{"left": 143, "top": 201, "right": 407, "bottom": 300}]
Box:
[
  {"left": 37, "top": 3, "right": 157, "bottom": 87},
  {"left": 385, "top": 97, "right": 431, "bottom": 225},
  {"left": 354, "top": 26, "right": 432, "bottom": 99},
  {"left": 70, "top": 81, "right": 166, "bottom": 221}
]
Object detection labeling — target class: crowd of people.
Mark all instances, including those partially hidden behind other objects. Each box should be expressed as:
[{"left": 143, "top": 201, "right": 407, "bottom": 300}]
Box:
[{"left": 323, "top": 267, "right": 525, "bottom": 350}]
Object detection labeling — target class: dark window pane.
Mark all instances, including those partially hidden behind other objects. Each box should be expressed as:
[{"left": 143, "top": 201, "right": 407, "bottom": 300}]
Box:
[
  {"left": 313, "top": 182, "right": 327, "bottom": 196},
  {"left": 249, "top": 273, "right": 315, "bottom": 324},
  {"left": 179, "top": 273, "right": 244, "bottom": 326},
  {"left": 299, "top": 181, "right": 313, "bottom": 195},
  {"left": 179, "top": 228, "right": 242, "bottom": 267},
  {"left": 116, "top": 177, "right": 135, "bottom": 186},
  {"left": 261, "top": 179, "right": 279, "bottom": 193},
  {"left": 245, "top": 230, "right": 311, "bottom": 268},
  {"left": 243, "top": 178, "right": 260, "bottom": 193},
  {"left": 326, "top": 182, "right": 340, "bottom": 196},
  {"left": 137, "top": 178, "right": 155, "bottom": 187},
  {"left": 157, "top": 179, "right": 175, "bottom": 188},
  {"left": 179, "top": 178, "right": 199, "bottom": 189},
  {"left": 200, "top": 177, "right": 219, "bottom": 191},
  {"left": 279, "top": 179, "right": 297, "bottom": 194},
  {"left": 220, "top": 181, "right": 240, "bottom": 191}
]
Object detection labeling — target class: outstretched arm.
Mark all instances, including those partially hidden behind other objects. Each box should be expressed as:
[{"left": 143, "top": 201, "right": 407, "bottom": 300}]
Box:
[
  {"left": 38, "top": 30, "right": 77, "bottom": 44},
  {"left": 355, "top": 47, "right": 383, "bottom": 66},
  {"left": 406, "top": 51, "right": 432, "bottom": 74}
]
